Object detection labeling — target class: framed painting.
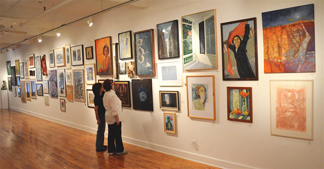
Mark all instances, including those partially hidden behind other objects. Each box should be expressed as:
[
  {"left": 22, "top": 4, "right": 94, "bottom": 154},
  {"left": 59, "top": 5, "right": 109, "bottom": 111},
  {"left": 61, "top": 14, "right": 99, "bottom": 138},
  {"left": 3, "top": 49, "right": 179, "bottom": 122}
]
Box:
[
  {"left": 30, "top": 80, "right": 37, "bottom": 99},
  {"left": 126, "top": 61, "right": 135, "bottom": 78},
  {"left": 157, "top": 20, "right": 180, "bottom": 59},
  {"left": 16, "top": 76, "right": 20, "bottom": 86},
  {"left": 49, "top": 50, "right": 55, "bottom": 68},
  {"left": 11, "top": 66, "right": 16, "bottom": 86},
  {"left": 85, "top": 64, "right": 96, "bottom": 84},
  {"left": 71, "top": 45, "right": 84, "bottom": 66},
  {"left": 29, "top": 70, "right": 35, "bottom": 79},
  {"left": 57, "top": 69, "right": 66, "bottom": 97},
  {"left": 159, "top": 91, "right": 179, "bottom": 111},
  {"left": 6, "top": 61, "right": 11, "bottom": 75},
  {"left": 114, "top": 81, "right": 131, "bottom": 107},
  {"left": 65, "top": 44, "right": 72, "bottom": 70},
  {"left": 48, "top": 70, "right": 58, "bottom": 98},
  {"left": 8, "top": 77, "right": 12, "bottom": 91},
  {"left": 164, "top": 112, "right": 176, "bottom": 134},
  {"left": 227, "top": 87, "right": 252, "bottom": 123},
  {"left": 134, "top": 29, "right": 155, "bottom": 76},
  {"left": 36, "top": 84, "right": 43, "bottom": 96},
  {"left": 263, "top": 4, "right": 315, "bottom": 73},
  {"left": 118, "top": 30, "right": 132, "bottom": 60},
  {"left": 66, "top": 70, "right": 73, "bottom": 85},
  {"left": 66, "top": 85, "right": 73, "bottom": 102},
  {"left": 60, "top": 98, "right": 66, "bottom": 112},
  {"left": 24, "top": 61, "right": 28, "bottom": 79},
  {"left": 87, "top": 89, "right": 95, "bottom": 108},
  {"left": 15, "top": 59, "right": 20, "bottom": 75},
  {"left": 157, "top": 61, "right": 182, "bottom": 86},
  {"left": 29, "top": 54, "right": 35, "bottom": 68},
  {"left": 25, "top": 80, "right": 31, "bottom": 101},
  {"left": 119, "top": 62, "right": 126, "bottom": 75},
  {"left": 73, "top": 69, "right": 85, "bottom": 102},
  {"left": 35, "top": 55, "right": 42, "bottom": 81},
  {"left": 85, "top": 46, "right": 93, "bottom": 59},
  {"left": 17, "top": 87, "right": 21, "bottom": 97},
  {"left": 44, "top": 96, "right": 49, "bottom": 106},
  {"left": 182, "top": 9, "right": 217, "bottom": 71},
  {"left": 95, "top": 36, "right": 112, "bottom": 75},
  {"left": 20, "top": 81, "right": 27, "bottom": 103},
  {"left": 270, "top": 80, "right": 313, "bottom": 140},
  {"left": 186, "top": 75, "right": 215, "bottom": 120},
  {"left": 41, "top": 54, "right": 48, "bottom": 76},
  {"left": 132, "top": 79, "right": 153, "bottom": 111},
  {"left": 221, "top": 17, "right": 258, "bottom": 80},
  {"left": 19, "top": 62, "right": 24, "bottom": 79},
  {"left": 43, "top": 81, "right": 49, "bottom": 94},
  {"left": 113, "top": 43, "right": 119, "bottom": 79},
  {"left": 55, "top": 47, "right": 65, "bottom": 67}
]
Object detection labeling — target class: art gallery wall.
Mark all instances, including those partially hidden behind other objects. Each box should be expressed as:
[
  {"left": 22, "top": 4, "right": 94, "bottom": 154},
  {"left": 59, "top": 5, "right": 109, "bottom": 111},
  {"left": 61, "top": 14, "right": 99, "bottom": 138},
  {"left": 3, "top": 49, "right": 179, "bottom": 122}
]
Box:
[{"left": 2, "top": 0, "right": 324, "bottom": 168}]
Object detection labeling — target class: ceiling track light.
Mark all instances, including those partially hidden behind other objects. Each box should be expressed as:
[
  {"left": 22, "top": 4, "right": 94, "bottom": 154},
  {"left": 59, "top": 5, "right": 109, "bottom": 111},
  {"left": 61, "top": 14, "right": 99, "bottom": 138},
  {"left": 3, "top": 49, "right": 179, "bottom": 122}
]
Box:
[
  {"left": 56, "top": 29, "right": 61, "bottom": 37},
  {"left": 38, "top": 37, "right": 42, "bottom": 43},
  {"left": 87, "top": 18, "right": 93, "bottom": 27},
  {"left": 6, "top": 48, "right": 9, "bottom": 52}
]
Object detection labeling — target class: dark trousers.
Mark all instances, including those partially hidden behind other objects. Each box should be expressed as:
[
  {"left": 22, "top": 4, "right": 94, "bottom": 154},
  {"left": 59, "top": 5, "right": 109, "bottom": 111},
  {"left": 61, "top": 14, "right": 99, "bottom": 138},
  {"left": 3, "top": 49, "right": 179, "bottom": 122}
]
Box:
[
  {"left": 96, "top": 113, "right": 106, "bottom": 150},
  {"left": 108, "top": 122, "right": 124, "bottom": 153}
]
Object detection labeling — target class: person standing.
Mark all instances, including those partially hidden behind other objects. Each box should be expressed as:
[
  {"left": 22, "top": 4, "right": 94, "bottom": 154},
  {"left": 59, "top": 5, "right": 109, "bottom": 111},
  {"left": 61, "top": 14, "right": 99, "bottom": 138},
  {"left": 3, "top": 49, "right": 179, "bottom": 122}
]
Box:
[
  {"left": 102, "top": 79, "right": 127, "bottom": 156},
  {"left": 92, "top": 83, "right": 107, "bottom": 152}
]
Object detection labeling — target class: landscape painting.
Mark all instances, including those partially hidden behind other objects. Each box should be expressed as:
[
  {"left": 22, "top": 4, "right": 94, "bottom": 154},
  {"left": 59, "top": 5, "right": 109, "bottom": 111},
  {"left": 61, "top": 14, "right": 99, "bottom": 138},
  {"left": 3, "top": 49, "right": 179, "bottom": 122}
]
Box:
[{"left": 227, "top": 87, "right": 252, "bottom": 123}]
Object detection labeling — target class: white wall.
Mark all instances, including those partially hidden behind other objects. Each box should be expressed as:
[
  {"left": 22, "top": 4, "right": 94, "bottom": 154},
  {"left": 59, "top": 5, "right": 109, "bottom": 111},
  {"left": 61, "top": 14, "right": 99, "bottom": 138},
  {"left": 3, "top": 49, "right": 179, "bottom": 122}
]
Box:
[{"left": 2, "top": 0, "right": 323, "bottom": 168}]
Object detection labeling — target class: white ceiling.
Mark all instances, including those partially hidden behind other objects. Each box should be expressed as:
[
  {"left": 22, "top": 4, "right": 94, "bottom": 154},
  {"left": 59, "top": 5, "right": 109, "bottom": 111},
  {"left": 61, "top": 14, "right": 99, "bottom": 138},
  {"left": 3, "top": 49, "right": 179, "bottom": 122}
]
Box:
[{"left": 0, "top": 0, "right": 148, "bottom": 50}]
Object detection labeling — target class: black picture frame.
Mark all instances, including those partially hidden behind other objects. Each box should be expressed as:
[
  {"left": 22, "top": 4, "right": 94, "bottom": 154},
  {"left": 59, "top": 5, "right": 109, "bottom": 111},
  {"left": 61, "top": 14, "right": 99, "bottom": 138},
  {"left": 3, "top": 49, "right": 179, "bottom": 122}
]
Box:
[
  {"left": 157, "top": 20, "right": 180, "bottom": 59},
  {"left": 159, "top": 91, "right": 179, "bottom": 111},
  {"left": 114, "top": 81, "right": 131, "bottom": 107},
  {"left": 71, "top": 44, "right": 84, "bottom": 66},
  {"left": 36, "top": 84, "right": 43, "bottom": 96},
  {"left": 118, "top": 30, "right": 133, "bottom": 60},
  {"left": 132, "top": 79, "right": 153, "bottom": 111},
  {"left": 85, "top": 46, "right": 94, "bottom": 59}
]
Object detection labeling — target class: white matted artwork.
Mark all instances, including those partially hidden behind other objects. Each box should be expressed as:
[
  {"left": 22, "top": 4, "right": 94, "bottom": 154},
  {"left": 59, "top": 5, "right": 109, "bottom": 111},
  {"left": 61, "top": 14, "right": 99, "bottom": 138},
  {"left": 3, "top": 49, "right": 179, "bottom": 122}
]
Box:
[
  {"left": 270, "top": 80, "right": 313, "bottom": 140},
  {"left": 43, "top": 81, "right": 49, "bottom": 94},
  {"left": 57, "top": 69, "right": 66, "bottom": 97},
  {"left": 65, "top": 44, "right": 72, "bottom": 70},
  {"left": 158, "top": 61, "right": 182, "bottom": 86},
  {"left": 66, "top": 70, "right": 73, "bottom": 85},
  {"left": 84, "top": 64, "right": 96, "bottom": 84},
  {"left": 55, "top": 47, "right": 65, "bottom": 67}
]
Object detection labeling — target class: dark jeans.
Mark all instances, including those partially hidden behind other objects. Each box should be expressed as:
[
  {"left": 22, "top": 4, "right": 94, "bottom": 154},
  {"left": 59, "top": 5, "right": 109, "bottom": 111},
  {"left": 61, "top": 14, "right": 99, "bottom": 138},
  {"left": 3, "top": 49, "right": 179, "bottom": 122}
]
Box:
[
  {"left": 96, "top": 112, "right": 106, "bottom": 150},
  {"left": 108, "top": 122, "right": 124, "bottom": 153}
]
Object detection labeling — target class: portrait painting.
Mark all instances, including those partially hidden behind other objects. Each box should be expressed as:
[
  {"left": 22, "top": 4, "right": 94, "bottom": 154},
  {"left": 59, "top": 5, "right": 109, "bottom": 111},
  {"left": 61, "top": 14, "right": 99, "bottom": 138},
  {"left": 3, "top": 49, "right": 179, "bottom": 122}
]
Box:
[
  {"left": 6, "top": 61, "right": 11, "bottom": 75},
  {"left": 43, "top": 80, "right": 49, "bottom": 94},
  {"left": 114, "top": 81, "right": 131, "bottom": 107},
  {"left": 85, "top": 46, "right": 93, "bottom": 59},
  {"left": 36, "top": 84, "right": 43, "bottom": 96},
  {"left": 262, "top": 4, "right": 315, "bottom": 73},
  {"left": 66, "top": 70, "right": 72, "bottom": 85},
  {"left": 65, "top": 44, "right": 71, "bottom": 70},
  {"left": 87, "top": 89, "right": 95, "bottom": 108},
  {"left": 15, "top": 59, "right": 20, "bottom": 75},
  {"left": 270, "top": 80, "right": 313, "bottom": 140},
  {"left": 20, "top": 81, "right": 26, "bottom": 103},
  {"left": 49, "top": 50, "right": 55, "bottom": 68},
  {"left": 157, "top": 20, "right": 180, "bottom": 59},
  {"left": 164, "top": 112, "right": 176, "bottom": 134},
  {"left": 118, "top": 30, "right": 132, "bottom": 60},
  {"left": 44, "top": 96, "right": 49, "bottom": 106},
  {"left": 60, "top": 98, "right": 66, "bottom": 112},
  {"left": 30, "top": 80, "right": 37, "bottom": 99},
  {"left": 182, "top": 9, "right": 217, "bottom": 71},
  {"left": 159, "top": 91, "right": 179, "bottom": 111},
  {"left": 126, "top": 61, "right": 135, "bottom": 78},
  {"left": 29, "top": 54, "right": 35, "bottom": 68},
  {"left": 134, "top": 29, "right": 155, "bottom": 76},
  {"left": 186, "top": 75, "right": 215, "bottom": 120},
  {"left": 73, "top": 69, "right": 85, "bottom": 102},
  {"left": 11, "top": 66, "right": 16, "bottom": 86},
  {"left": 71, "top": 45, "right": 84, "bottom": 66},
  {"left": 41, "top": 54, "right": 48, "bottom": 76},
  {"left": 35, "top": 55, "right": 42, "bottom": 81},
  {"left": 221, "top": 17, "right": 258, "bottom": 80},
  {"left": 119, "top": 62, "right": 126, "bottom": 74},
  {"left": 48, "top": 70, "right": 58, "bottom": 98},
  {"left": 57, "top": 69, "right": 66, "bottom": 97},
  {"left": 227, "top": 87, "right": 252, "bottom": 123},
  {"left": 20, "top": 62, "right": 24, "bottom": 79},
  {"left": 95, "top": 36, "right": 112, "bottom": 75},
  {"left": 85, "top": 64, "right": 96, "bottom": 84},
  {"left": 157, "top": 61, "right": 182, "bottom": 86},
  {"left": 66, "top": 85, "right": 73, "bottom": 102},
  {"left": 55, "top": 47, "right": 65, "bottom": 67},
  {"left": 132, "top": 79, "right": 153, "bottom": 111},
  {"left": 25, "top": 81, "right": 31, "bottom": 101}
]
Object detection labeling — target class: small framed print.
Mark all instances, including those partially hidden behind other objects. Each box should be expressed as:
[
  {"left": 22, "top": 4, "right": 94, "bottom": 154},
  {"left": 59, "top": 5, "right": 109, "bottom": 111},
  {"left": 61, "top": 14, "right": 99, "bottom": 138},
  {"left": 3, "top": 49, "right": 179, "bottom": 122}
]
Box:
[
  {"left": 16, "top": 76, "right": 20, "bottom": 86},
  {"left": 66, "top": 70, "right": 73, "bottom": 85},
  {"left": 158, "top": 61, "right": 182, "bottom": 86},
  {"left": 85, "top": 46, "right": 93, "bottom": 59},
  {"left": 126, "top": 61, "right": 135, "bottom": 78},
  {"left": 114, "top": 81, "right": 131, "bottom": 107},
  {"left": 55, "top": 47, "right": 66, "bottom": 67},
  {"left": 159, "top": 91, "right": 179, "bottom": 111},
  {"left": 118, "top": 30, "right": 133, "bottom": 60},
  {"left": 60, "top": 98, "right": 66, "bottom": 112},
  {"left": 164, "top": 112, "right": 176, "bottom": 134},
  {"left": 119, "top": 62, "right": 126, "bottom": 74},
  {"left": 43, "top": 81, "right": 49, "bottom": 94},
  {"left": 29, "top": 54, "right": 35, "bottom": 68},
  {"left": 65, "top": 44, "right": 72, "bottom": 70},
  {"left": 227, "top": 87, "right": 252, "bottom": 123},
  {"left": 66, "top": 85, "right": 73, "bottom": 102},
  {"left": 87, "top": 89, "right": 95, "bottom": 108},
  {"left": 71, "top": 45, "right": 84, "bottom": 66},
  {"left": 49, "top": 50, "right": 55, "bottom": 68},
  {"left": 25, "top": 81, "right": 31, "bottom": 101},
  {"left": 36, "top": 84, "right": 43, "bottom": 96},
  {"left": 15, "top": 59, "right": 20, "bottom": 75},
  {"left": 30, "top": 80, "right": 37, "bottom": 99},
  {"left": 84, "top": 64, "right": 96, "bottom": 84}
]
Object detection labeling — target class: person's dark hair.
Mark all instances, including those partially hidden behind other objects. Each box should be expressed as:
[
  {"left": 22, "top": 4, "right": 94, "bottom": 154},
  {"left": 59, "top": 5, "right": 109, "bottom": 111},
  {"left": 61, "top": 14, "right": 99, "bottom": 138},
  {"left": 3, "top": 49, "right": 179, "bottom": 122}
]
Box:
[
  {"left": 103, "top": 45, "right": 109, "bottom": 55},
  {"left": 232, "top": 35, "right": 242, "bottom": 44},
  {"left": 92, "top": 83, "right": 102, "bottom": 96},
  {"left": 103, "top": 79, "right": 113, "bottom": 91}
]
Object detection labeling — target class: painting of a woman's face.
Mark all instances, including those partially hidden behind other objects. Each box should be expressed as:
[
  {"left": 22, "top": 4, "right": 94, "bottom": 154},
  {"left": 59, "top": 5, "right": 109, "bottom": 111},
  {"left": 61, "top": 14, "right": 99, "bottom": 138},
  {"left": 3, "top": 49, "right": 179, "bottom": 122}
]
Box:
[{"left": 233, "top": 36, "right": 241, "bottom": 49}]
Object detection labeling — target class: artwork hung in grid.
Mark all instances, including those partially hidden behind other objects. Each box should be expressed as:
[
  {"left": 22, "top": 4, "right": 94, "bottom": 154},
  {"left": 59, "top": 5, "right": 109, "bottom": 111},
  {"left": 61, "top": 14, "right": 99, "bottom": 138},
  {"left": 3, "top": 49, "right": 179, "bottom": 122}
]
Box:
[
  {"left": 41, "top": 54, "right": 48, "bottom": 76},
  {"left": 24, "top": 61, "right": 28, "bottom": 79},
  {"left": 36, "top": 84, "right": 43, "bottom": 96},
  {"left": 73, "top": 69, "right": 85, "bottom": 102},
  {"left": 95, "top": 36, "right": 112, "bottom": 75},
  {"left": 20, "top": 81, "right": 26, "bottom": 103},
  {"left": 126, "top": 61, "right": 135, "bottom": 78},
  {"left": 227, "top": 87, "right": 252, "bottom": 123},
  {"left": 114, "top": 81, "right": 131, "bottom": 107},
  {"left": 16, "top": 76, "right": 20, "bottom": 86},
  {"left": 119, "top": 62, "right": 126, "bottom": 74},
  {"left": 85, "top": 64, "right": 96, "bottom": 84},
  {"left": 112, "top": 43, "right": 119, "bottom": 79},
  {"left": 157, "top": 61, "right": 182, "bottom": 86},
  {"left": 8, "top": 77, "right": 12, "bottom": 91},
  {"left": 57, "top": 69, "right": 66, "bottom": 97},
  {"left": 49, "top": 50, "right": 55, "bottom": 68},
  {"left": 29, "top": 54, "right": 35, "bottom": 68},
  {"left": 6, "top": 61, "right": 11, "bottom": 75},
  {"left": 15, "top": 59, "right": 20, "bottom": 75},
  {"left": 71, "top": 45, "right": 84, "bottom": 66},
  {"left": 66, "top": 85, "right": 73, "bottom": 102},
  {"left": 132, "top": 79, "right": 153, "bottom": 111},
  {"left": 25, "top": 81, "right": 31, "bottom": 101},
  {"left": 65, "top": 44, "right": 72, "bottom": 70},
  {"left": 87, "top": 89, "right": 95, "bottom": 108},
  {"left": 159, "top": 91, "right": 179, "bottom": 111},
  {"left": 20, "top": 62, "right": 24, "bottom": 79},
  {"left": 157, "top": 20, "right": 180, "bottom": 59},
  {"left": 30, "top": 80, "right": 37, "bottom": 99},
  {"left": 164, "top": 112, "right": 176, "bottom": 134},
  {"left": 262, "top": 4, "right": 315, "bottom": 73},
  {"left": 35, "top": 55, "right": 42, "bottom": 81},
  {"left": 55, "top": 47, "right": 65, "bottom": 67},
  {"left": 43, "top": 81, "right": 49, "bottom": 94},
  {"left": 17, "top": 87, "right": 21, "bottom": 97},
  {"left": 118, "top": 31, "right": 132, "bottom": 60},
  {"left": 11, "top": 66, "right": 16, "bottom": 86},
  {"left": 66, "top": 70, "right": 73, "bottom": 85},
  {"left": 48, "top": 70, "right": 58, "bottom": 98},
  {"left": 85, "top": 46, "right": 93, "bottom": 59}
]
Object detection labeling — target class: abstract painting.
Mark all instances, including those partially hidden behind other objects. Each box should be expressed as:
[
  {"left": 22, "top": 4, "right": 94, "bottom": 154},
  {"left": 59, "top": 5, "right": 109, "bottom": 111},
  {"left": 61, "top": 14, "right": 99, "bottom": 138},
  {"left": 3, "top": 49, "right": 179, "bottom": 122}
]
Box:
[
  {"left": 35, "top": 55, "right": 42, "bottom": 81},
  {"left": 164, "top": 112, "right": 176, "bottom": 134},
  {"left": 66, "top": 85, "right": 73, "bottom": 102},
  {"left": 57, "top": 69, "right": 66, "bottom": 97},
  {"left": 49, "top": 50, "right": 55, "bottom": 68},
  {"left": 132, "top": 79, "right": 153, "bottom": 111},
  {"left": 30, "top": 80, "right": 37, "bottom": 99},
  {"left": 159, "top": 91, "right": 179, "bottom": 111},
  {"left": 73, "top": 69, "right": 85, "bottom": 102},
  {"left": 85, "top": 46, "right": 93, "bottom": 59},
  {"left": 95, "top": 36, "right": 112, "bottom": 75},
  {"left": 36, "top": 84, "right": 43, "bottom": 96},
  {"left": 221, "top": 17, "right": 258, "bottom": 80},
  {"left": 48, "top": 70, "right": 58, "bottom": 98},
  {"left": 262, "top": 4, "right": 315, "bottom": 73},
  {"left": 87, "top": 89, "right": 95, "bottom": 108},
  {"left": 71, "top": 45, "right": 84, "bottom": 66},
  {"left": 227, "top": 87, "right": 252, "bottom": 123},
  {"left": 134, "top": 29, "right": 155, "bottom": 76},
  {"left": 6, "top": 61, "right": 11, "bottom": 75},
  {"left": 65, "top": 44, "right": 71, "bottom": 70},
  {"left": 55, "top": 47, "right": 65, "bottom": 67},
  {"left": 157, "top": 20, "right": 180, "bottom": 59},
  {"left": 114, "top": 81, "right": 131, "bottom": 107},
  {"left": 270, "top": 80, "right": 313, "bottom": 140},
  {"left": 118, "top": 31, "right": 132, "bottom": 60},
  {"left": 85, "top": 64, "right": 96, "bottom": 84}
]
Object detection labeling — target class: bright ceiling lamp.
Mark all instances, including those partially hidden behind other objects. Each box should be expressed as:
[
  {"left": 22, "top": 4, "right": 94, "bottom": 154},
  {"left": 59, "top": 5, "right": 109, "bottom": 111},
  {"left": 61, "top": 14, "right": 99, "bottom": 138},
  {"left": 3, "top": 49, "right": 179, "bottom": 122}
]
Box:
[
  {"left": 38, "top": 37, "right": 42, "bottom": 43},
  {"left": 56, "top": 29, "right": 61, "bottom": 37},
  {"left": 87, "top": 18, "right": 93, "bottom": 27}
]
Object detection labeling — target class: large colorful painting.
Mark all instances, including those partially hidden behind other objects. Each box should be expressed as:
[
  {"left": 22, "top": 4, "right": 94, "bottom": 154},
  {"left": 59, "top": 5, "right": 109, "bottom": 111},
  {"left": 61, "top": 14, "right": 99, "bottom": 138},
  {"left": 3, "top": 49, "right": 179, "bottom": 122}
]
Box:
[
  {"left": 157, "top": 20, "right": 180, "bottom": 59},
  {"left": 71, "top": 45, "right": 84, "bottom": 66},
  {"left": 48, "top": 70, "right": 58, "bottom": 98},
  {"left": 134, "top": 29, "right": 155, "bottom": 76},
  {"left": 182, "top": 9, "right": 217, "bottom": 71},
  {"left": 132, "top": 79, "right": 153, "bottom": 111},
  {"left": 35, "top": 55, "right": 42, "bottom": 81},
  {"left": 164, "top": 112, "right": 176, "bottom": 134},
  {"left": 118, "top": 31, "right": 132, "bottom": 60},
  {"left": 114, "top": 81, "right": 131, "bottom": 107},
  {"left": 227, "top": 87, "right": 252, "bottom": 123},
  {"left": 186, "top": 75, "right": 215, "bottom": 120},
  {"left": 95, "top": 36, "right": 113, "bottom": 75},
  {"left": 221, "top": 17, "right": 258, "bottom": 80},
  {"left": 57, "top": 69, "right": 66, "bottom": 97},
  {"left": 270, "top": 80, "right": 313, "bottom": 140},
  {"left": 73, "top": 69, "right": 85, "bottom": 102},
  {"left": 262, "top": 4, "right": 315, "bottom": 73}
]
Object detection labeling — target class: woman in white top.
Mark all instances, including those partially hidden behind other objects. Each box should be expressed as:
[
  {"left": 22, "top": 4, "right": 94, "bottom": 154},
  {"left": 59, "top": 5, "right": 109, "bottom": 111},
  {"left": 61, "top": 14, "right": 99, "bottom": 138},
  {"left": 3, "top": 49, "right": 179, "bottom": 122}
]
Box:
[{"left": 102, "top": 79, "right": 127, "bottom": 155}]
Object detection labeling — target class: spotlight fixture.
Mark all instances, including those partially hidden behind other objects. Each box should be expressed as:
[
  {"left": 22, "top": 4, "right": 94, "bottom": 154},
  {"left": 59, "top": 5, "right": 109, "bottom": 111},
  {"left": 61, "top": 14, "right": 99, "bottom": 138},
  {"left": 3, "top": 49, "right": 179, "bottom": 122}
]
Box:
[
  {"left": 56, "top": 29, "right": 61, "bottom": 37},
  {"left": 6, "top": 48, "right": 9, "bottom": 52},
  {"left": 87, "top": 18, "right": 93, "bottom": 27},
  {"left": 38, "top": 37, "right": 42, "bottom": 43}
]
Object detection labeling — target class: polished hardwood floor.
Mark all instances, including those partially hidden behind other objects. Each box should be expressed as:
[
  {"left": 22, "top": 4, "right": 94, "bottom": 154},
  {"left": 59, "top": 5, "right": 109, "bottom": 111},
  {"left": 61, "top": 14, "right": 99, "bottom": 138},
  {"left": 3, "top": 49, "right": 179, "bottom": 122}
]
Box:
[{"left": 0, "top": 109, "right": 219, "bottom": 169}]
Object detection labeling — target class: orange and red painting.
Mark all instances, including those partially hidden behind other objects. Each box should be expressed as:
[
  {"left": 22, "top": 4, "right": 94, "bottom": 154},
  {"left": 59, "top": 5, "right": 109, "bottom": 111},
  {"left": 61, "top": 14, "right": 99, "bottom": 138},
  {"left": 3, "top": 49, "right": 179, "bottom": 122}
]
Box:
[{"left": 95, "top": 36, "right": 112, "bottom": 75}]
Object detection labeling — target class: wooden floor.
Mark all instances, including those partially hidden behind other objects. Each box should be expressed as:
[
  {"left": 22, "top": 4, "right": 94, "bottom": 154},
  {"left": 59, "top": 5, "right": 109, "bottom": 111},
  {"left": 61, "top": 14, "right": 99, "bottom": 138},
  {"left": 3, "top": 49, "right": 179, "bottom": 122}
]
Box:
[{"left": 0, "top": 109, "right": 219, "bottom": 169}]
